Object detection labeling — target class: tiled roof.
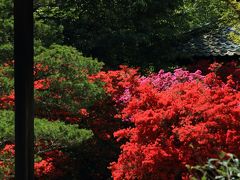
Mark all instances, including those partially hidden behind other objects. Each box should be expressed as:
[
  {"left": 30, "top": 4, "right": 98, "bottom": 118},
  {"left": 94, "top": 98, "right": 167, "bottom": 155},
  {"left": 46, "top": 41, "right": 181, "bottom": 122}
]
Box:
[{"left": 176, "top": 26, "right": 240, "bottom": 57}]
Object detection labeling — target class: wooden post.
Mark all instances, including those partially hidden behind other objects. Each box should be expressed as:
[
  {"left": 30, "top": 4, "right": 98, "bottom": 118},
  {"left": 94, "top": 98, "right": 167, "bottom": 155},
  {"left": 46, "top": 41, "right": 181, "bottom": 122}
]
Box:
[{"left": 14, "top": 0, "right": 34, "bottom": 179}]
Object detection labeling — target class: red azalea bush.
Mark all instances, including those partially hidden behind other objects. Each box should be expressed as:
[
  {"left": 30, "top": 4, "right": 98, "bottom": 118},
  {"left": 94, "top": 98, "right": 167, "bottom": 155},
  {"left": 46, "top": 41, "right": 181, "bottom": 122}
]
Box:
[
  {"left": 0, "top": 144, "right": 72, "bottom": 179},
  {"left": 88, "top": 65, "right": 140, "bottom": 139},
  {"left": 108, "top": 70, "right": 240, "bottom": 179},
  {"left": 188, "top": 59, "right": 240, "bottom": 89},
  {"left": 89, "top": 65, "right": 140, "bottom": 102},
  {"left": 0, "top": 144, "right": 14, "bottom": 178},
  {"left": 70, "top": 66, "right": 141, "bottom": 179},
  {"left": 34, "top": 149, "right": 71, "bottom": 179}
]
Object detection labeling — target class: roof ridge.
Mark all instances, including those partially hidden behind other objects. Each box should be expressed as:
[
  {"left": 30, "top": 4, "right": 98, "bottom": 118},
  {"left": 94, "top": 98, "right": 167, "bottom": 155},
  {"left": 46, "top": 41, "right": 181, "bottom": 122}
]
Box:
[{"left": 182, "top": 22, "right": 219, "bottom": 36}]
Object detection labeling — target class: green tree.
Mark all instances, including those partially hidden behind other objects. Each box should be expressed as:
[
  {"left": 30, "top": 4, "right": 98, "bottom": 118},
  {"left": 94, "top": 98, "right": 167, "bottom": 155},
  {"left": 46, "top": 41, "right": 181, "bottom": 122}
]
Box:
[
  {"left": 0, "top": 0, "right": 13, "bottom": 61},
  {"left": 179, "top": 0, "right": 240, "bottom": 46},
  {"left": 182, "top": 0, "right": 238, "bottom": 29},
  {"left": 35, "top": 0, "right": 239, "bottom": 68},
  {"left": 0, "top": 44, "right": 105, "bottom": 121},
  {"left": 1, "top": 0, "right": 239, "bottom": 66},
  {"left": 0, "top": 0, "right": 64, "bottom": 62},
  {"left": 0, "top": 110, "right": 93, "bottom": 147},
  {"left": 225, "top": 0, "right": 240, "bottom": 16},
  {"left": 34, "top": 0, "right": 190, "bottom": 68}
]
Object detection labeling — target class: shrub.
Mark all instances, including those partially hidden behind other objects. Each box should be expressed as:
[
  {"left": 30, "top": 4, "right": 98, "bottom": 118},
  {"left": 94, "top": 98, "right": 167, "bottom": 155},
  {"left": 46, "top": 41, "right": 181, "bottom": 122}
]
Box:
[
  {"left": 34, "top": 44, "right": 105, "bottom": 122},
  {"left": 0, "top": 44, "right": 105, "bottom": 122},
  {"left": 188, "top": 152, "right": 240, "bottom": 180},
  {"left": 109, "top": 69, "right": 240, "bottom": 179},
  {"left": 0, "top": 110, "right": 93, "bottom": 178},
  {"left": 88, "top": 65, "right": 139, "bottom": 139},
  {"left": 0, "top": 44, "right": 13, "bottom": 62},
  {"left": 0, "top": 110, "right": 93, "bottom": 147},
  {"left": 188, "top": 59, "right": 240, "bottom": 90},
  {"left": 0, "top": 144, "right": 72, "bottom": 179}
]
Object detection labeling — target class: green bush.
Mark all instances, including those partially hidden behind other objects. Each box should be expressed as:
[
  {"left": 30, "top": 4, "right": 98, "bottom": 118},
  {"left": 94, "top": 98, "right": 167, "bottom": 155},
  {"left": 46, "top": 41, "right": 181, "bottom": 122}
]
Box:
[
  {"left": 34, "top": 44, "right": 105, "bottom": 120},
  {"left": 0, "top": 62, "right": 13, "bottom": 97},
  {"left": 0, "top": 110, "right": 93, "bottom": 147},
  {"left": 0, "top": 110, "right": 93, "bottom": 178},
  {"left": 0, "top": 44, "right": 13, "bottom": 61},
  {"left": 0, "top": 44, "right": 105, "bottom": 120},
  {"left": 188, "top": 152, "right": 240, "bottom": 180}
]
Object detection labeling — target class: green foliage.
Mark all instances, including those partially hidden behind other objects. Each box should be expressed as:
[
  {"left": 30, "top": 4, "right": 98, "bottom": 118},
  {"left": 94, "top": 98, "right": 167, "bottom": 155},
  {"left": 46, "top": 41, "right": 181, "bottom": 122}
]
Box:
[
  {"left": 0, "top": 44, "right": 13, "bottom": 61},
  {"left": 188, "top": 152, "right": 240, "bottom": 180},
  {"left": 1, "top": 0, "right": 239, "bottom": 66},
  {"left": 34, "top": 17, "right": 64, "bottom": 47},
  {"left": 229, "top": 30, "right": 240, "bottom": 44},
  {"left": 182, "top": 0, "right": 240, "bottom": 46},
  {"left": 0, "top": 110, "right": 93, "bottom": 147},
  {"left": 34, "top": 44, "right": 105, "bottom": 118},
  {"left": 35, "top": 44, "right": 104, "bottom": 75},
  {"left": 0, "top": 62, "right": 14, "bottom": 96},
  {"left": 32, "top": 0, "right": 240, "bottom": 68},
  {"left": 0, "top": 0, "right": 64, "bottom": 62},
  {"left": 0, "top": 0, "right": 13, "bottom": 61},
  {"left": 225, "top": 0, "right": 240, "bottom": 17},
  {"left": 182, "top": 0, "right": 238, "bottom": 29},
  {"left": 0, "top": 44, "right": 105, "bottom": 119},
  {"left": 36, "top": 0, "right": 190, "bottom": 67}
]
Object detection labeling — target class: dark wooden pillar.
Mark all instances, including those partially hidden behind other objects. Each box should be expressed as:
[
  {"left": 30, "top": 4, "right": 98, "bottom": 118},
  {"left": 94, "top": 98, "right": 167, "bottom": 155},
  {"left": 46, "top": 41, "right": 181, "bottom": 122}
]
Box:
[{"left": 14, "top": 0, "right": 34, "bottom": 179}]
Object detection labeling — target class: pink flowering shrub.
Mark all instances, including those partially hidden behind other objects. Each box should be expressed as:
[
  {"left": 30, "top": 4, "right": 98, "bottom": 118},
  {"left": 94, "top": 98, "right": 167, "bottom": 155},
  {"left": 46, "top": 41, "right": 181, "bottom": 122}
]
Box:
[
  {"left": 141, "top": 68, "right": 204, "bottom": 90},
  {"left": 118, "top": 68, "right": 204, "bottom": 107}
]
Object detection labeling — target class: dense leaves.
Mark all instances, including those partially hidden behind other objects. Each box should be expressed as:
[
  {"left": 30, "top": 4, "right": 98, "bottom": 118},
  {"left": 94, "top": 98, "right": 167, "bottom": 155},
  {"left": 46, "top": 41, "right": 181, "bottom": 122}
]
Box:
[
  {"left": 188, "top": 152, "right": 240, "bottom": 179},
  {"left": 0, "top": 110, "right": 93, "bottom": 147},
  {"left": 0, "top": 144, "right": 73, "bottom": 179},
  {"left": 2, "top": 0, "right": 240, "bottom": 178},
  {"left": 0, "top": 0, "right": 64, "bottom": 61},
  {"left": 1, "top": 0, "right": 239, "bottom": 66},
  {"left": 0, "top": 110, "right": 93, "bottom": 179},
  {"left": 34, "top": 44, "right": 105, "bottom": 121},
  {"left": 56, "top": 0, "right": 188, "bottom": 67},
  {"left": 110, "top": 71, "right": 240, "bottom": 179},
  {"left": 89, "top": 64, "right": 240, "bottom": 179},
  {"left": 0, "top": 45, "right": 105, "bottom": 122},
  {"left": 1, "top": 59, "right": 240, "bottom": 178},
  {"left": 32, "top": 0, "right": 239, "bottom": 67}
]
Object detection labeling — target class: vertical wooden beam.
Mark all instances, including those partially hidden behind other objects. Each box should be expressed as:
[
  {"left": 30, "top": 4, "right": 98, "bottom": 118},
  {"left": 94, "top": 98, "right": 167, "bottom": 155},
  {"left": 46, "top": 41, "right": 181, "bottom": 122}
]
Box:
[{"left": 14, "top": 0, "right": 34, "bottom": 179}]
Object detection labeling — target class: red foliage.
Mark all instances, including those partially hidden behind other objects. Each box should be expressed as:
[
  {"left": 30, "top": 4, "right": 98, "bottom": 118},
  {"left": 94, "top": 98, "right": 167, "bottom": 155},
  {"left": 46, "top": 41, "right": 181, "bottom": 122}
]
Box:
[
  {"left": 189, "top": 59, "right": 240, "bottom": 89},
  {"left": 0, "top": 63, "right": 50, "bottom": 110},
  {"left": 34, "top": 150, "right": 70, "bottom": 178},
  {"left": 34, "top": 79, "right": 51, "bottom": 90},
  {"left": 0, "top": 92, "right": 14, "bottom": 109},
  {"left": 34, "top": 63, "right": 49, "bottom": 75},
  {"left": 0, "top": 62, "right": 85, "bottom": 123},
  {"left": 0, "top": 144, "right": 71, "bottom": 179},
  {"left": 88, "top": 65, "right": 140, "bottom": 140},
  {"left": 110, "top": 73, "right": 240, "bottom": 179},
  {"left": 89, "top": 65, "right": 140, "bottom": 102},
  {"left": 0, "top": 144, "right": 15, "bottom": 177}
]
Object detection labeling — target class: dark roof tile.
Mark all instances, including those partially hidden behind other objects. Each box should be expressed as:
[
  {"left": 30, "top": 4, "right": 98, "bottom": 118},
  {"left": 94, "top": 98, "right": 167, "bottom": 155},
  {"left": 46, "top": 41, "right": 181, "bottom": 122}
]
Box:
[{"left": 176, "top": 26, "right": 240, "bottom": 57}]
